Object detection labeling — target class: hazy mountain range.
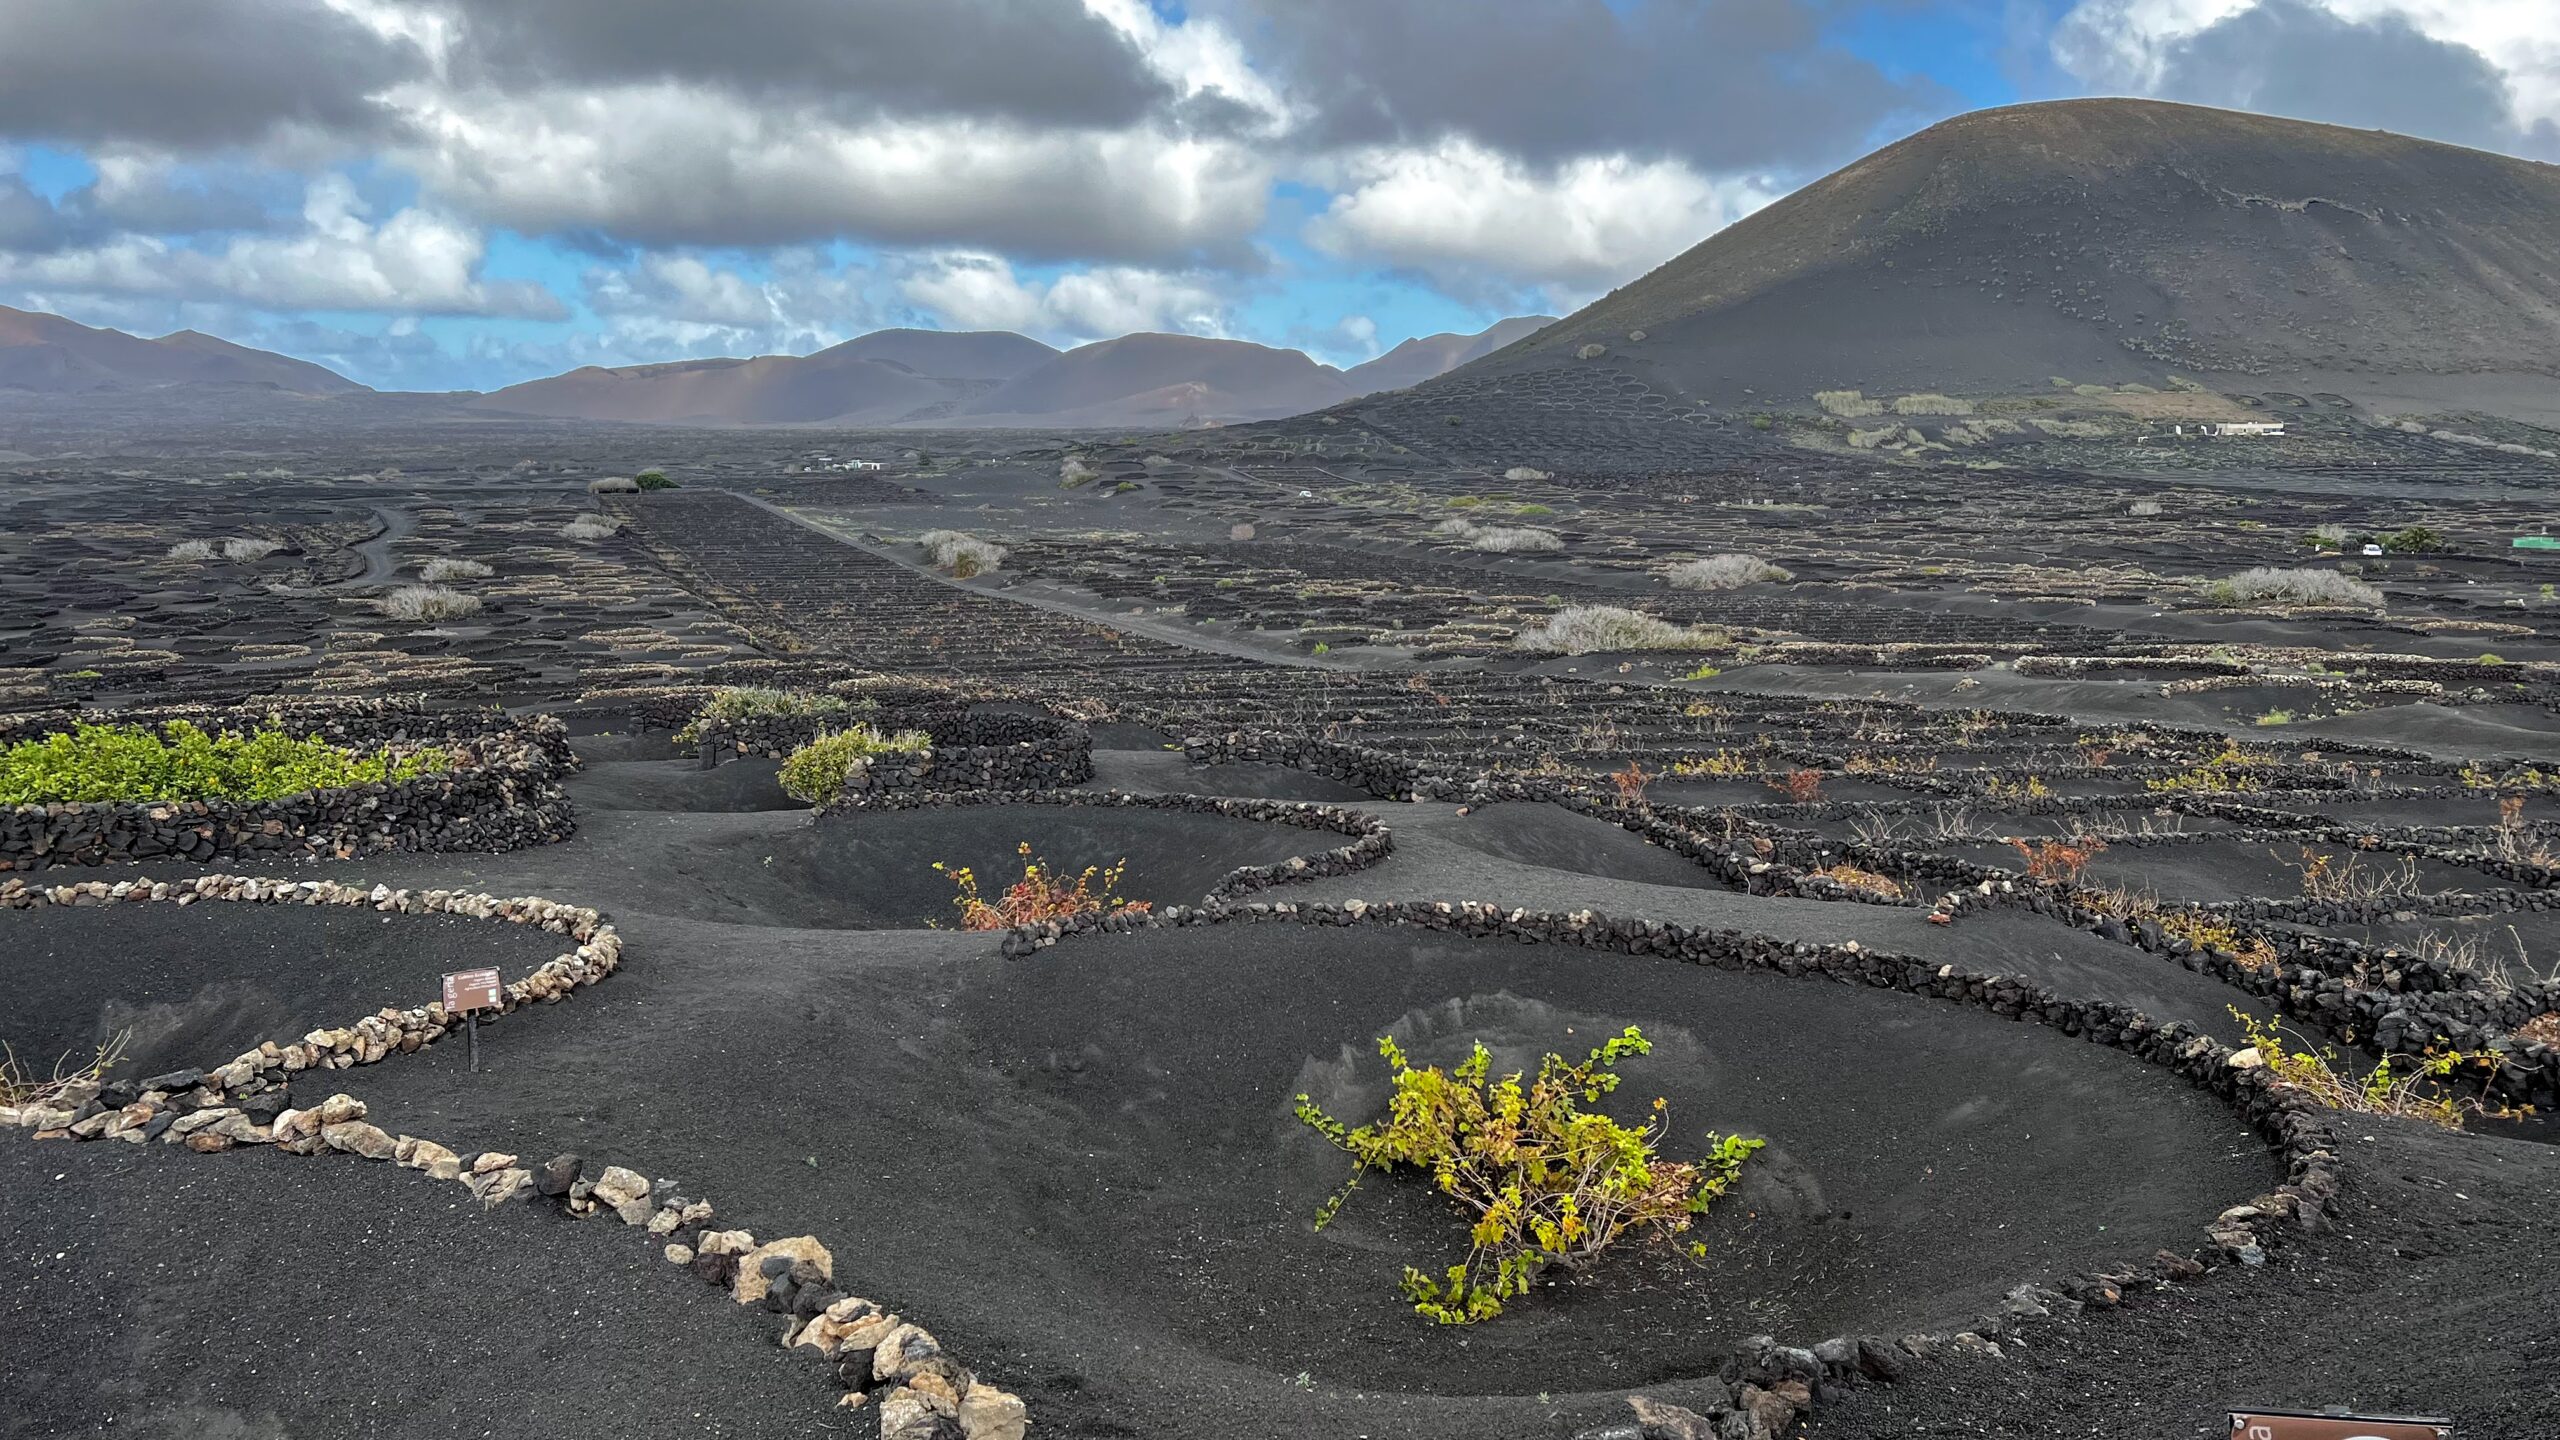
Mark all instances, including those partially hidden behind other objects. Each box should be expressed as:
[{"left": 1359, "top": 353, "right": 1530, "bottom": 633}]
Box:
[
  {"left": 0, "top": 303, "right": 1554, "bottom": 429},
  {"left": 0, "top": 305, "right": 367, "bottom": 398}
]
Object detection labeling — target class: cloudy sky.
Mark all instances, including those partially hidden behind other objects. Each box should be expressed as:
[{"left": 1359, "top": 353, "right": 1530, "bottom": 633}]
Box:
[{"left": 1, "top": 0, "right": 2550, "bottom": 391}]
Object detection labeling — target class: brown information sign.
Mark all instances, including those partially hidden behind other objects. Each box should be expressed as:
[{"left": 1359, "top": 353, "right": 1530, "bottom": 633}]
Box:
[
  {"left": 2231, "top": 1411, "right": 2450, "bottom": 1440},
  {"left": 441, "top": 968, "right": 504, "bottom": 1014}
]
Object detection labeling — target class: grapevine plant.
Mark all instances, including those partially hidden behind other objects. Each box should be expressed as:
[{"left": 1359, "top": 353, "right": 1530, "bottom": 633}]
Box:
[
  {"left": 1295, "top": 1026, "right": 1762, "bottom": 1324},
  {"left": 0, "top": 721, "right": 451, "bottom": 804},
  {"left": 935, "top": 843, "right": 1150, "bottom": 930}
]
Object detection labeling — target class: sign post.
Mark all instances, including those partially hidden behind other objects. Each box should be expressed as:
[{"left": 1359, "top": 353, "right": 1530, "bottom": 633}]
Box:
[
  {"left": 2230, "top": 1410, "right": 2451, "bottom": 1440},
  {"left": 440, "top": 968, "right": 504, "bottom": 1072}
]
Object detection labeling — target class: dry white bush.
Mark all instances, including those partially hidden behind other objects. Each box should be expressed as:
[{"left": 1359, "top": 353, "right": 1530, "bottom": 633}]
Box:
[
  {"left": 221, "top": 538, "right": 284, "bottom": 561},
  {"left": 420, "top": 558, "right": 494, "bottom": 582},
  {"left": 920, "top": 529, "right": 1007, "bottom": 576},
  {"left": 1469, "top": 525, "right": 1563, "bottom": 554},
  {"left": 1816, "top": 389, "right": 1885, "bottom": 418},
  {"left": 588, "top": 476, "right": 641, "bottom": 494},
  {"left": 2128, "top": 499, "right": 2165, "bottom": 517},
  {"left": 1060, "top": 457, "right": 1098, "bottom": 487},
  {"left": 2312, "top": 522, "right": 2351, "bottom": 543},
  {"left": 1433, "top": 517, "right": 1562, "bottom": 553},
  {"left": 2206, "top": 567, "right": 2384, "bottom": 610},
  {"left": 1664, "top": 553, "right": 1793, "bottom": 590},
  {"left": 1893, "top": 393, "right": 1975, "bottom": 416},
  {"left": 560, "top": 514, "right": 624, "bottom": 542},
  {"left": 1846, "top": 427, "right": 1900, "bottom": 450},
  {"left": 1503, "top": 466, "right": 1551, "bottom": 481},
  {"left": 378, "top": 585, "right": 484, "bottom": 622},
  {"left": 1515, "top": 605, "right": 1724, "bottom": 655},
  {"left": 165, "top": 540, "right": 218, "bottom": 561}
]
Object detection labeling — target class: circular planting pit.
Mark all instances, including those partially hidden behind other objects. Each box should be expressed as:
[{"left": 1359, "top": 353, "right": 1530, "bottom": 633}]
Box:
[
  {"left": 347, "top": 920, "right": 2282, "bottom": 1437},
  {"left": 1440, "top": 802, "right": 1742, "bottom": 890},
  {"left": 1651, "top": 775, "right": 1920, "bottom": 808},
  {"left": 573, "top": 757, "right": 799, "bottom": 813},
  {"left": 567, "top": 730, "right": 690, "bottom": 763},
  {"left": 950, "top": 925, "right": 2279, "bottom": 1395},
  {"left": 1176, "top": 761, "right": 1376, "bottom": 802},
  {"left": 1, "top": 897, "right": 569, "bottom": 1081},
  {"left": 632, "top": 801, "right": 1348, "bottom": 930},
  {"left": 2071, "top": 838, "right": 2482, "bottom": 905},
  {"left": 2292, "top": 791, "right": 2530, "bottom": 829}
]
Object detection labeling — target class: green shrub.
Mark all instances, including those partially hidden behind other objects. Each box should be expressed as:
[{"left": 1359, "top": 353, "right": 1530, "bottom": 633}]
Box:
[
  {"left": 1296, "top": 1027, "right": 1761, "bottom": 1324},
  {"left": 2382, "top": 525, "right": 2445, "bottom": 553},
  {"left": 635, "top": 468, "right": 678, "bottom": 491},
  {"left": 672, "top": 686, "right": 862, "bottom": 745},
  {"left": 777, "top": 724, "right": 930, "bottom": 806},
  {"left": 0, "top": 721, "right": 451, "bottom": 804}
]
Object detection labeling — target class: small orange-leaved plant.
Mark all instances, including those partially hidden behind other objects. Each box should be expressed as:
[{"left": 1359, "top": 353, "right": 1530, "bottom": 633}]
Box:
[
  {"left": 2009, "top": 834, "right": 2107, "bottom": 884},
  {"left": 935, "top": 843, "right": 1151, "bottom": 930},
  {"left": 1766, "top": 768, "right": 1825, "bottom": 803},
  {"left": 1610, "top": 761, "right": 1650, "bottom": 806}
]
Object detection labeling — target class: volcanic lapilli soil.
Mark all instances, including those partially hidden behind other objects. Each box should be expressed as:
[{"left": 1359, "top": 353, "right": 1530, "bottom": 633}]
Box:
[{"left": 5, "top": 392, "right": 2559, "bottom": 1440}]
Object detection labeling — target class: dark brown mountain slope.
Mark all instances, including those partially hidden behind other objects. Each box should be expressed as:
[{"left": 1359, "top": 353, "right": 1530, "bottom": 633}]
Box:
[
  {"left": 1447, "top": 99, "right": 2560, "bottom": 405},
  {"left": 0, "top": 306, "right": 365, "bottom": 394}
]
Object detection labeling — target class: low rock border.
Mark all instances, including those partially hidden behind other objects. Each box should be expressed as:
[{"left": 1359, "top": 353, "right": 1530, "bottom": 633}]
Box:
[{"left": 0, "top": 872, "right": 1026, "bottom": 1439}]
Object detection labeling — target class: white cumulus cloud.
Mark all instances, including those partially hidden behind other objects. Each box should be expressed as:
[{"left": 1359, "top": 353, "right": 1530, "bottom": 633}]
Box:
[
  {"left": 0, "top": 174, "right": 560, "bottom": 316},
  {"left": 1304, "top": 139, "right": 1776, "bottom": 308},
  {"left": 390, "top": 81, "right": 1272, "bottom": 264},
  {"left": 898, "top": 252, "right": 1232, "bottom": 343}
]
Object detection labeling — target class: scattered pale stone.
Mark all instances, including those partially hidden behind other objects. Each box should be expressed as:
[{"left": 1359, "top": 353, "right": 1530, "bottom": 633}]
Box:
[
  {"left": 474, "top": 1167, "right": 531, "bottom": 1209},
  {"left": 878, "top": 1385, "right": 954, "bottom": 1440},
  {"left": 871, "top": 1321, "right": 943, "bottom": 1383},
  {"left": 958, "top": 1385, "right": 1029, "bottom": 1440},
  {"left": 321, "top": 1121, "right": 398, "bottom": 1160},
  {"left": 733, "top": 1235, "right": 830, "bottom": 1305}
]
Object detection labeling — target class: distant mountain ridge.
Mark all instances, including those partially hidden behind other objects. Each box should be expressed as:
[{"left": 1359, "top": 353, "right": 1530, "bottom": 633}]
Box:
[
  {"left": 0, "top": 303, "right": 1547, "bottom": 427},
  {"left": 1344, "top": 315, "right": 1555, "bottom": 394},
  {"left": 464, "top": 330, "right": 1065, "bottom": 426},
  {"left": 1435, "top": 99, "right": 2560, "bottom": 405},
  {"left": 0, "top": 304, "right": 366, "bottom": 395},
  {"left": 466, "top": 315, "right": 1546, "bottom": 428}
]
